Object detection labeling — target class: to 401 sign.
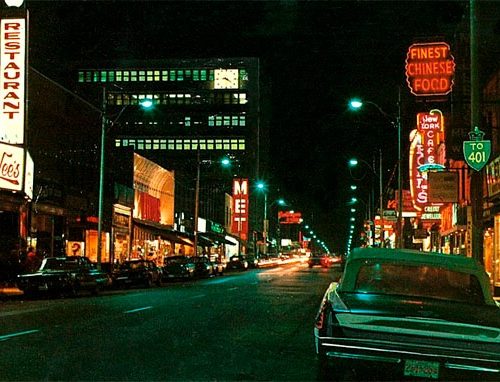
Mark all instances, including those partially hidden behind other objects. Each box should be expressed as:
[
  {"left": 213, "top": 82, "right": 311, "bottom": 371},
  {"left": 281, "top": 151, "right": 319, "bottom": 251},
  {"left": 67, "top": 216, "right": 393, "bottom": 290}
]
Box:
[{"left": 463, "top": 140, "right": 491, "bottom": 171}]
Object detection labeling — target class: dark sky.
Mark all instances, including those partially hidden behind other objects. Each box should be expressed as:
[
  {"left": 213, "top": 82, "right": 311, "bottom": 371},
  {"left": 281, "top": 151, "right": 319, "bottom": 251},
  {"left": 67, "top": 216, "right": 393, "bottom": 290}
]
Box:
[{"left": 13, "top": 0, "right": 493, "bottom": 252}]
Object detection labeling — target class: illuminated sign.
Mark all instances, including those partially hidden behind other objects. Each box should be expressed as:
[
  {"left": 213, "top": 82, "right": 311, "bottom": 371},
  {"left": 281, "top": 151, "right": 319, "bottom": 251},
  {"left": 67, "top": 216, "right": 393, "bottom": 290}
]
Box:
[
  {"left": 232, "top": 178, "right": 249, "bottom": 240},
  {"left": 0, "top": 18, "right": 26, "bottom": 144},
  {"left": 0, "top": 141, "right": 24, "bottom": 191},
  {"left": 409, "top": 110, "right": 445, "bottom": 212},
  {"left": 405, "top": 42, "right": 455, "bottom": 97},
  {"left": 278, "top": 211, "right": 302, "bottom": 224},
  {"left": 24, "top": 150, "right": 33, "bottom": 199}
]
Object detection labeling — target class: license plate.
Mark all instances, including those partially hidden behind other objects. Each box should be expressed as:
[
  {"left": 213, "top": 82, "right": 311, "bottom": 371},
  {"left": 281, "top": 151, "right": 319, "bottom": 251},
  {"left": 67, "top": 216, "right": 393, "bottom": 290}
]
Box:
[{"left": 404, "top": 359, "right": 439, "bottom": 379}]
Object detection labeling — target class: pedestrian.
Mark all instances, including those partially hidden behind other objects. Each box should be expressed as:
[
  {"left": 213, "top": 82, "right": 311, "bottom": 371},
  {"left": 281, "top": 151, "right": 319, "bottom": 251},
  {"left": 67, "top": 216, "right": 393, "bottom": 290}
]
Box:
[{"left": 24, "top": 246, "right": 40, "bottom": 272}]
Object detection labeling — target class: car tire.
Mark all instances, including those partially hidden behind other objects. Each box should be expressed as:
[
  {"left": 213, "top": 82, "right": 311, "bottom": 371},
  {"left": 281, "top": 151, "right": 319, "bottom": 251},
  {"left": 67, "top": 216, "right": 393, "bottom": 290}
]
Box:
[{"left": 70, "top": 281, "right": 80, "bottom": 297}]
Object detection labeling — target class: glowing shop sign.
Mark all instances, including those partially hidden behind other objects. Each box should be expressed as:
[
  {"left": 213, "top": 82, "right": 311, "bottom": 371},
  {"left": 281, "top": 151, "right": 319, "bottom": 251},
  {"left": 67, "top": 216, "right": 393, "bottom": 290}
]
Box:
[
  {"left": 232, "top": 178, "right": 249, "bottom": 240},
  {"left": 405, "top": 42, "right": 455, "bottom": 97},
  {"left": 409, "top": 110, "right": 445, "bottom": 212},
  {"left": 0, "top": 18, "right": 26, "bottom": 144}
]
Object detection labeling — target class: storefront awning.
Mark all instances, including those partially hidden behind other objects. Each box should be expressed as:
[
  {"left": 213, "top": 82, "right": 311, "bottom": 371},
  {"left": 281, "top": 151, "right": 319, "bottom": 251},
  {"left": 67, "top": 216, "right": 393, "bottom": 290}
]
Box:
[
  {"left": 200, "top": 231, "right": 236, "bottom": 246},
  {"left": 133, "top": 219, "right": 193, "bottom": 246}
]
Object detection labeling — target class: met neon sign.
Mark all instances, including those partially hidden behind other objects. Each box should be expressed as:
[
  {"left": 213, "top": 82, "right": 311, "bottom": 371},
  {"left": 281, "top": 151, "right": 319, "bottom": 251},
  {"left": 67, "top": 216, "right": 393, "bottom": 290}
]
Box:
[
  {"left": 405, "top": 42, "right": 455, "bottom": 97},
  {"left": 232, "top": 178, "right": 249, "bottom": 240}
]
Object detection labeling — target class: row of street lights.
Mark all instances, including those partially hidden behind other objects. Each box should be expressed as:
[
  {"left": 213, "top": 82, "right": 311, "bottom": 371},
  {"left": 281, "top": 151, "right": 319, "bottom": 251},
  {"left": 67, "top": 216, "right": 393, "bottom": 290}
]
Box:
[{"left": 347, "top": 94, "right": 402, "bottom": 250}]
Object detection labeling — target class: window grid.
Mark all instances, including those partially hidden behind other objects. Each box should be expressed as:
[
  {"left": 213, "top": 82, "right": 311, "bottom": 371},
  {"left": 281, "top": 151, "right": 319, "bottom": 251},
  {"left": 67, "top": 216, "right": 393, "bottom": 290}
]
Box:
[
  {"left": 106, "top": 92, "right": 248, "bottom": 106},
  {"left": 78, "top": 69, "right": 224, "bottom": 83},
  {"left": 115, "top": 138, "right": 246, "bottom": 151}
]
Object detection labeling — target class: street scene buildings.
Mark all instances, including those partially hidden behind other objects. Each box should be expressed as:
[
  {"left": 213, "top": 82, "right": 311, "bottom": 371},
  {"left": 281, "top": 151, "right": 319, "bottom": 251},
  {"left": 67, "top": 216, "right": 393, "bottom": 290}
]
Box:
[{"left": 0, "top": 3, "right": 499, "bottom": 297}]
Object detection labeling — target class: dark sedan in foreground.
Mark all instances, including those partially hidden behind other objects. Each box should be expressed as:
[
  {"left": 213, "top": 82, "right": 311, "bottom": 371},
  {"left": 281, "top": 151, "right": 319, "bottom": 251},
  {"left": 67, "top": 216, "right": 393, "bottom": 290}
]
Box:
[
  {"left": 314, "top": 247, "right": 500, "bottom": 381},
  {"left": 17, "top": 256, "right": 110, "bottom": 297}
]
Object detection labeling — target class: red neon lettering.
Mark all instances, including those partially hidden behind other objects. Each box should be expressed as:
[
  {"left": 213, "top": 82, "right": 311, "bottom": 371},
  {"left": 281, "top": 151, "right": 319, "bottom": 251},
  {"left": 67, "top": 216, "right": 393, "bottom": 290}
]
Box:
[{"left": 4, "top": 22, "right": 21, "bottom": 31}]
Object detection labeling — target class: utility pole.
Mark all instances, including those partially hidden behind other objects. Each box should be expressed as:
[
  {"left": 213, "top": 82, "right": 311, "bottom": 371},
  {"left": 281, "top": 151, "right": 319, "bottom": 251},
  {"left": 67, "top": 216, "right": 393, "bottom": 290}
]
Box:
[{"left": 469, "top": 0, "right": 484, "bottom": 264}]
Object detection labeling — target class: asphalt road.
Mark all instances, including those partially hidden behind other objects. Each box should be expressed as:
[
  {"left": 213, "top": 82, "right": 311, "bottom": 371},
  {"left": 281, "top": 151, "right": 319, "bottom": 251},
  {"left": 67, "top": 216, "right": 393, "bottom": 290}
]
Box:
[{"left": 0, "top": 262, "right": 341, "bottom": 381}]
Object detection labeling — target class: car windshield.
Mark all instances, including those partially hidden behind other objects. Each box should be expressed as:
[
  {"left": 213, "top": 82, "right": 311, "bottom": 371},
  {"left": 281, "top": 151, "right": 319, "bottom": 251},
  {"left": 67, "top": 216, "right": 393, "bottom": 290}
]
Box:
[
  {"left": 41, "top": 258, "right": 79, "bottom": 271},
  {"left": 165, "top": 257, "right": 188, "bottom": 265},
  {"left": 354, "top": 262, "right": 485, "bottom": 305},
  {"left": 123, "top": 261, "right": 145, "bottom": 270}
]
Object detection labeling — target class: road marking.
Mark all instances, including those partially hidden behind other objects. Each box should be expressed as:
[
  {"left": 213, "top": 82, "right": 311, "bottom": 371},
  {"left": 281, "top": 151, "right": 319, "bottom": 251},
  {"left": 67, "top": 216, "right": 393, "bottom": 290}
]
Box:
[
  {"left": 190, "top": 294, "right": 206, "bottom": 299},
  {"left": 123, "top": 306, "right": 153, "bottom": 314},
  {"left": 0, "top": 329, "right": 39, "bottom": 341}
]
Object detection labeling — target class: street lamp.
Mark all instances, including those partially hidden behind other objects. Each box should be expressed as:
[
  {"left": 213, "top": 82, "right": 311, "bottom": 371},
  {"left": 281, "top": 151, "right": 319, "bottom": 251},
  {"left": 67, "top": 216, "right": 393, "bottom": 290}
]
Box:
[
  {"left": 97, "top": 89, "right": 153, "bottom": 269},
  {"left": 348, "top": 155, "right": 384, "bottom": 247},
  {"left": 193, "top": 153, "right": 232, "bottom": 256},
  {"left": 255, "top": 181, "right": 285, "bottom": 255},
  {"left": 348, "top": 94, "right": 402, "bottom": 248}
]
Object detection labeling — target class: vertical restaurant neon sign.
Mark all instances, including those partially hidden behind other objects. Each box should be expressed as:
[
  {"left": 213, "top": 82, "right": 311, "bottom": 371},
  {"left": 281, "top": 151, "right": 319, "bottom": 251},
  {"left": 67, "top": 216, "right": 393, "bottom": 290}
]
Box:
[
  {"left": 0, "top": 18, "right": 26, "bottom": 144},
  {"left": 409, "top": 110, "right": 444, "bottom": 211},
  {"left": 232, "top": 178, "right": 249, "bottom": 240}
]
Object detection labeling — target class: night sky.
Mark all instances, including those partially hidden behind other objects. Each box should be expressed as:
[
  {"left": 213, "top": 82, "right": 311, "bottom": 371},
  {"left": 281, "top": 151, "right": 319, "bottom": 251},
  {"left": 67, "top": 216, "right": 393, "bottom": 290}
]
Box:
[{"left": 10, "top": 0, "right": 497, "bottom": 252}]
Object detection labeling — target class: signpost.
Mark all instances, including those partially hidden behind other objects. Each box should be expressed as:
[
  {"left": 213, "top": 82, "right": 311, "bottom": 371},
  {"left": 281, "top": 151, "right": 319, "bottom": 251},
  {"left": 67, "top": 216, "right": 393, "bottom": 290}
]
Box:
[{"left": 463, "top": 127, "right": 491, "bottom": 171}]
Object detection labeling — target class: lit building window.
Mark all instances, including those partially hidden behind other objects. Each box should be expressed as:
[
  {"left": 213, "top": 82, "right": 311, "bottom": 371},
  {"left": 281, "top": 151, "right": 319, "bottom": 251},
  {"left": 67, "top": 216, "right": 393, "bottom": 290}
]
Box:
[
  {"left": 115, "top": 138, "right": 246, "bottom": 151},
  {"left": 139, "top": 71, "right": 146, "bottom": 81},
  {"left": 162, "top": 70, "right": 168, "bottom": 81}
]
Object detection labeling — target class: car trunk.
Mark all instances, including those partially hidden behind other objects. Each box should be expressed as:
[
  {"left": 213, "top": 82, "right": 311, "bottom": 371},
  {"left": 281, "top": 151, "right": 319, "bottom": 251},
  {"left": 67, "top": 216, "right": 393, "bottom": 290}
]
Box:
[{"left": 335, "top": 292, "right": 500, "bottom": 356}]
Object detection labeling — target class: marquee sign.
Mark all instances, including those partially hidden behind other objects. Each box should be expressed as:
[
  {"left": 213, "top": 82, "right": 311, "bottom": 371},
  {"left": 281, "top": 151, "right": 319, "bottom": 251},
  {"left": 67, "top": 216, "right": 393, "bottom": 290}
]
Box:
[
  {"left": 0, "top": 18, "right": 26, "bottom": 144},
  {"left": 405, "top": 42, "right": 455, "bottom": 97},
  {"left": 278, "top": 211, "right": 302, "bottom": 224},
  {"left": 232, "top": 178, "right": 249, "bottom": 240}
]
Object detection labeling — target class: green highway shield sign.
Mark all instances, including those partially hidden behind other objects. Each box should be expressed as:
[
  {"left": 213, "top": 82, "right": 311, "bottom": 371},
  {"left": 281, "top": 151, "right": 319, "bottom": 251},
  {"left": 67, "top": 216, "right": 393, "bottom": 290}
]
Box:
[{"left": 463, "top": 140, "right": 491, "bottom": 171}]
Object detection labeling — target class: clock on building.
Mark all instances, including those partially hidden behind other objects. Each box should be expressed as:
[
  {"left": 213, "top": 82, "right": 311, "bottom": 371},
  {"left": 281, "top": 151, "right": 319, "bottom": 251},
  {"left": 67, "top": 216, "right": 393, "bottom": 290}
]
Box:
[{"left": 214, "top": 69, "right": 239, "bottom": 89}]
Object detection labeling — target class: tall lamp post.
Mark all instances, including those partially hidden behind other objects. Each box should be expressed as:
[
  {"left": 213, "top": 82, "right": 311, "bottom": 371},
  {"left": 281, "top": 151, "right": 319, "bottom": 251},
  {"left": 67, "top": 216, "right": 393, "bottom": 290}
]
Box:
[
  {"left": 193, "top": 153, "right": 231, "bottom": 256},
  {"left": 349, "top": 153, "right": 384, "bottom": 247},
  {"left": 349, "top": 95, "right": 402, "bottom": 248},
  {"left": 97, "top": 89, "right": 153, "bottom": 269},
  {"left": 256, "top": 181, "right": 285, "bottom": 255}
]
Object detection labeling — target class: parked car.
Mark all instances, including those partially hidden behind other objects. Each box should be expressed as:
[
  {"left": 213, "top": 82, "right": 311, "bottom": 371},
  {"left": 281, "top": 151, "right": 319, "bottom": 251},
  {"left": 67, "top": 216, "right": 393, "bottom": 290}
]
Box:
[
  {"left": 192, "top": 256, "right": 215, "bottom": 278},
  {"left": 210, "top": 255, "right": 225, "bottom": 276},
  {"left": 17, "top": 256, "right": 110, "bottom": 297},
  {"left": 227, "top": 255, "right": 248, "bottom": 271},
  {"left": 246, "top": 255, "right": 259, "bottom": 268},
  {"left": 162, "top": 256, "right": 195, "bottom": 280},
  {"left": 112, "top": 259, "right": 162, "bottom": 288},
  {"left": 314, "top": 247, "right": 500, "bottom": 381}
]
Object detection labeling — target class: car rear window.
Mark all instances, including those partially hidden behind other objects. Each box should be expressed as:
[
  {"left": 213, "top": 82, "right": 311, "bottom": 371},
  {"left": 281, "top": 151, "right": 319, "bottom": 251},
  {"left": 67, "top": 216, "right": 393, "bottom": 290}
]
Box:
[{"left": 354, "top": 262, "right": 485, "bottom": 305}]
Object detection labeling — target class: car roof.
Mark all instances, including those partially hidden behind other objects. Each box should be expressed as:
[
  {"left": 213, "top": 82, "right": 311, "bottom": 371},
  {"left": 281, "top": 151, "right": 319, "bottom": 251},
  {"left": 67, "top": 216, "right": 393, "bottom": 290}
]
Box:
[{"left": 348, "top": 247, "right": 484, "bottom": 272}]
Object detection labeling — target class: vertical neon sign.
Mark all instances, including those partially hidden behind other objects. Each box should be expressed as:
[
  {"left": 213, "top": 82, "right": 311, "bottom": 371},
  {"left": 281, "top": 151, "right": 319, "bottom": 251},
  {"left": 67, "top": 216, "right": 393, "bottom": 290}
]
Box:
[
  {"left": 0, "top": 18, "right": 26, "bottom": 144},
  {"left": 409, "top": 110, "right": 444, "bottom": 211},
  {"left": 232, "top": 178, "right": 249, "bottom": 240}
]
